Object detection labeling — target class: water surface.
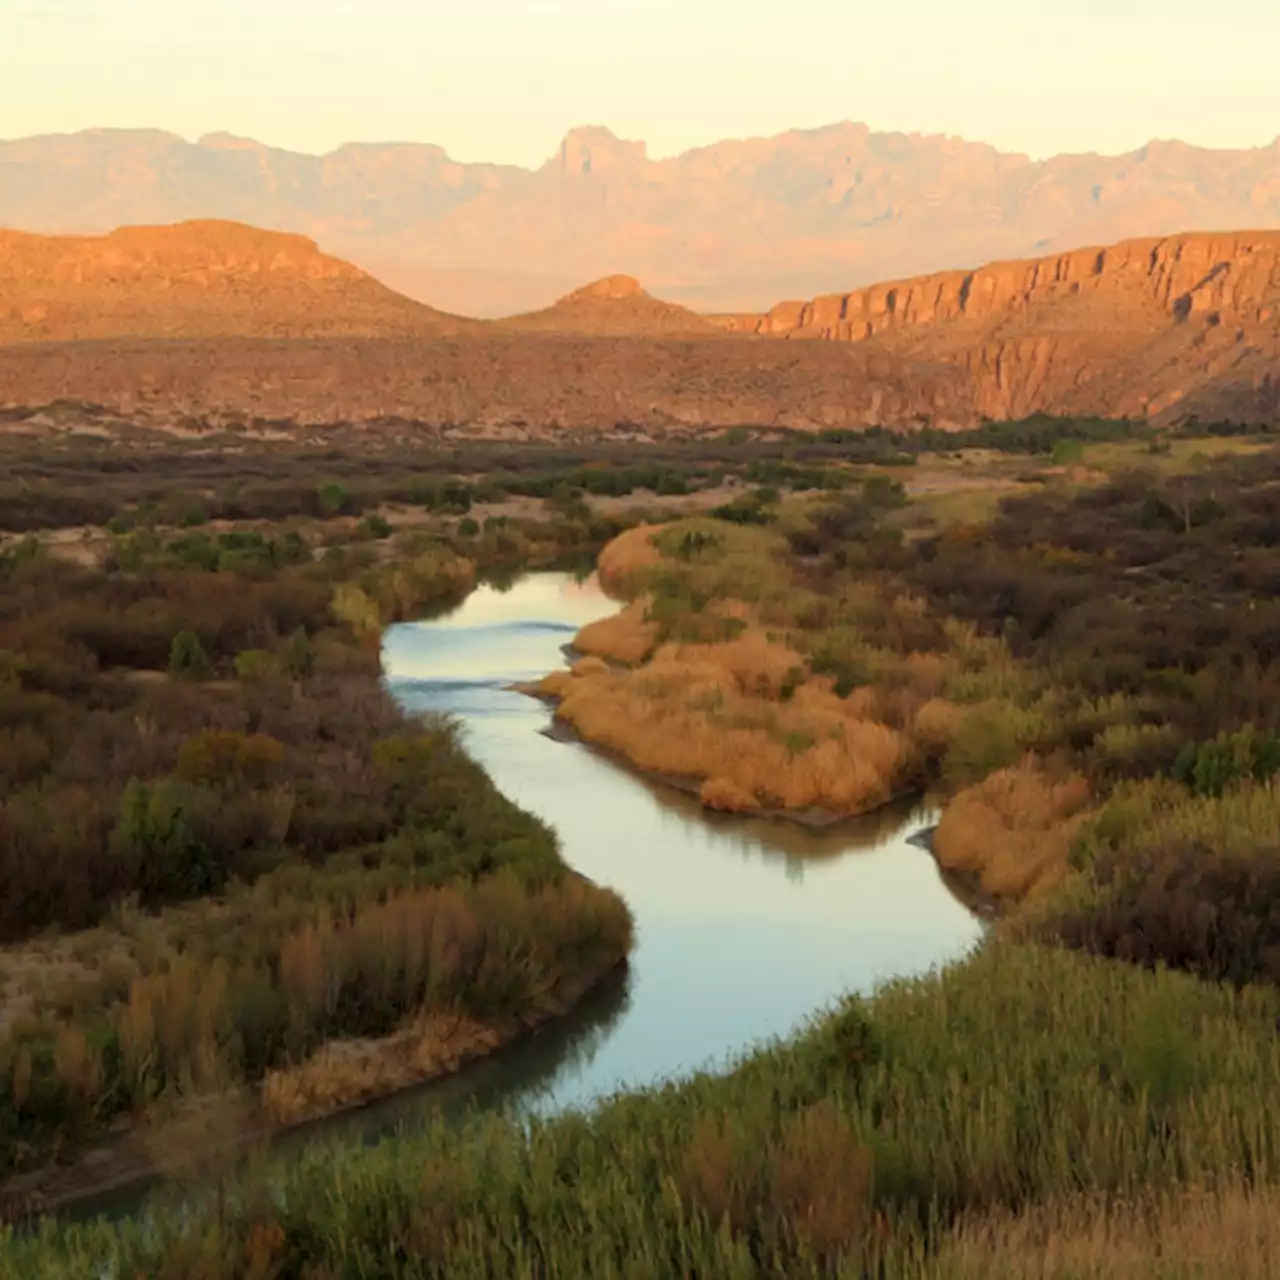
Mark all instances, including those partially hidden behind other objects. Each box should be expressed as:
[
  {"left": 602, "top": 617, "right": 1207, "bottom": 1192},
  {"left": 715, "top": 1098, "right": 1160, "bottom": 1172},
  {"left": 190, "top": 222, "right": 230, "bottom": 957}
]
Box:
[
  {"left": 378, "top": 571, "right": 984, "bottom": 1118},
  {"left": 68, "top": 570, "right": 984, "bottom": 1223}
]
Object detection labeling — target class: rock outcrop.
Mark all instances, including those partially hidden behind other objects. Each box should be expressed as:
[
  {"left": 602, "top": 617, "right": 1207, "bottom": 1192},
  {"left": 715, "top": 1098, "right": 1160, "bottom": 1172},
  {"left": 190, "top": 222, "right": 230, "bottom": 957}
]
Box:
[
  {"left": 710, "top": 231, "right": 1280, "bottom": 423},
  {"left": 0, "top": 221, "right": 473, "bottom": 343},
  {"left": 494, "top": 275, "right": 720, "bottom": 337}
]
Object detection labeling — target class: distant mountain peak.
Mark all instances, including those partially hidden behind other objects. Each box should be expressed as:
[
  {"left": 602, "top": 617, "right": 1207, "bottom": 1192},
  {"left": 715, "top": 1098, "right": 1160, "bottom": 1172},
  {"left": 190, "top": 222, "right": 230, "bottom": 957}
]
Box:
[
  {"left": 197, "top": 131, "right": 265, "bottom": 152},
  {"left": 551, "top": 126, "right": 648, "bottom": 175},
  {"left": 562, "top": 274, "right": 647, "bottom": 302}
]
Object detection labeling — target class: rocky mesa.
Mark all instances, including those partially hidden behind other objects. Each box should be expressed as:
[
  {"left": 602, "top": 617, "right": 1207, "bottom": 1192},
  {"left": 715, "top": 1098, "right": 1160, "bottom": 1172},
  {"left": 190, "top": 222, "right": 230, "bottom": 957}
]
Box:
[
  {"left": 712, "top": 230, "right": 1280, "bottom": 424},
  {"left": 0, "top": 221, "right": 474, "bottom": 343},
  {"left": 2, "top": 221, "right": 1279, "bottom": 432},
  {"left": 494, "top": 275, "right": 720, "bottom": 337}
]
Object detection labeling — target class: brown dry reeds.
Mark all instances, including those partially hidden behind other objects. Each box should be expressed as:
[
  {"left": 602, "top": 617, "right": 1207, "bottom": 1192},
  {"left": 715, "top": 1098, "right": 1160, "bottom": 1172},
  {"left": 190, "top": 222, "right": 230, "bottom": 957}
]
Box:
[
  {"left": 672, "top": 628, "right": 806, "bottom": 696},
  {"left": 117, "top": 957, "right": 232, "bottom": 1100},
  {"left": 550, "top": 656, "right": 907, "bottom": 815},
  {"left": 677, "top": 1098, "right": 874, "bottom": 1267},
  {"left": 699, "top": 777, "right": 760, "bottom": 812},
  {"left": 260, "top": 1010, "right": 503, "bottom": 1126},
  {"left": 572, "top": 599, "right": 657, "bottom": 665},
  {"left": 933, "top": 759, "right": 1092, "bottom": 901},
  {"left": 932, "top": 1183, "right": 1280, "bottom": 1279},
  {"left": 595, "top": 523, "right": 663, "bottom": 594}
]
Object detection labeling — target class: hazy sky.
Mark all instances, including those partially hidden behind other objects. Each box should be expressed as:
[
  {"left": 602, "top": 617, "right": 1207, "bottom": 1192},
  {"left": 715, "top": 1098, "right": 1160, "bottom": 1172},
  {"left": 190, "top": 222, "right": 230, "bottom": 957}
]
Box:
[{"left": 4, "top": 0, "right": 1278, "bottom": 165}]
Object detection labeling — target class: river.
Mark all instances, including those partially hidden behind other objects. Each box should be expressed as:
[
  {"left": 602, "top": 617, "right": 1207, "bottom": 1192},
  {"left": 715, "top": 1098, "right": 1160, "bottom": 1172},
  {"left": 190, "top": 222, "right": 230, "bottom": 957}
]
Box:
[
  {"left": 371, "top": 570, "right": 983, "bottom": 1125},
  {"left": 62, "top": 569, "right": 984, "bottom": 1222}
]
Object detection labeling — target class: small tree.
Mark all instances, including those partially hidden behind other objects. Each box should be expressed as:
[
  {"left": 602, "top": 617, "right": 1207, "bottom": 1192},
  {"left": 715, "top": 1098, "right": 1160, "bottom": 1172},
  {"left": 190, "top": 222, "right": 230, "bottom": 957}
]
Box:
[
  {"left": 282, "top": 627, "right": 315, "bottom": 679},
  {"left": 1051, "top": 438, "right": 1085, "bottom": 466},
  {"left": 317, "top": 481, "right": 348, "bottom": 518},
  {"left": 169, "top": 630, "right": 210, "bottom": 681}
]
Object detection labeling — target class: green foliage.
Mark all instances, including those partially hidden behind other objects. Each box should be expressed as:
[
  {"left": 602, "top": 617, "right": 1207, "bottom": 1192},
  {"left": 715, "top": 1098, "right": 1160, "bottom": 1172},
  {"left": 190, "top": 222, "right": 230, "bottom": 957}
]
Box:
[
  {"left": 862, "top": 473, "right": 907, "bottom": 508},
  {"left": 281, "top": 627, "right": 314, "bottom": 679},
  {"left": 358, "top": 514, "right": 393, "bottom": 540},
  {"left": 0, "top": 536, "right": 42, "bottom": 571},
  {"left": 110, "top": 778, "right": 216, "bottom": 901},
  {"left": 1051, "top": 437, "right": 1085, "bottom": 465},
  {"left": 233, "top": 648, "right": 281, "bottom": 682},
  {"left": 1173, "top": 725, "right": 1280, "bottom": 798},
  {"left": 168, "top": 630, "right": 210, "bottom": 681},
  {"left": 316, "top": 481, "right": 349, "bottom": 518},
  {"left": 669, "top": 527, "right": 720, "bottom": 561},
  {"left": 412, "top": 478, "right": 473, "bottom": 514},
  {"left": 711, "top": 492, "right": 775, "bottom": 526}
]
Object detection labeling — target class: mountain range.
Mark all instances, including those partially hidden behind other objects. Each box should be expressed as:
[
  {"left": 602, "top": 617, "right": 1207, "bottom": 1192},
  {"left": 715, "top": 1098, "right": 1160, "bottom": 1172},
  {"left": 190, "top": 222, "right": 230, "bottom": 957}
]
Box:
[{"left": 3, "top": 123, "right": 1279, "bottom": 316}]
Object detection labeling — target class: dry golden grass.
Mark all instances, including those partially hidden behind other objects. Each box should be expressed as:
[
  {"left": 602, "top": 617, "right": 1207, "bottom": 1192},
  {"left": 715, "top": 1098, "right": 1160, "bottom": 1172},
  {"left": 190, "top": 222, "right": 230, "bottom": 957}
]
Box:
[
  {"left": 699, "top": 776, "right": 760, "bottom": 812},
  {"left": 549, "top": 651, "right": 907, "bottom": 815},
  {"left": 934, "top": 759, "right": 1092, "bottom": 901},
  {"left": 572, "top": 598, "right": 658, "bottom": 664},
  {"left": 672, "top": 629, "right": 806, "bottom": 696},
  {"left": 117, "top": 956, "right": 232, "bottom": 1096},
  {"left": 913, "top": 696, "right": 965, "bottom": 752},
  {"left": 595, "top": 523, "right": 663, "bottom": 593},
  {"left": 933, "top": 1184, "right": 1280, "bottom": 1279},
  {"left": 261, "top": 1009, "right": 502, "bottom": 1126}
]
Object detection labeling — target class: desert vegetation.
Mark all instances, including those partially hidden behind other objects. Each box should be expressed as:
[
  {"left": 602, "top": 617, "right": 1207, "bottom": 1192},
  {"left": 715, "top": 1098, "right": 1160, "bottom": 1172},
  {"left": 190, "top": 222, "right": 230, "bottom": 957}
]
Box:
[
  {"left": 7, "top": 944, "right": 1280, "bottom": 1277},
  {"left": 5, "top": 426, "right": 1280, "bottom": 1275},
  {"left": 0, "top": 482, "right": 633, "bottom": 1203}
]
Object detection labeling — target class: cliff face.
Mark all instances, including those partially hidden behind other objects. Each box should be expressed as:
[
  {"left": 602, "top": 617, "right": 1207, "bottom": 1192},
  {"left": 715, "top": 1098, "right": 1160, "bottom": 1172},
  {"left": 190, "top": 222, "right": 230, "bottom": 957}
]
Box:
[
  {"left": 710, "top": 231, "right": 1280, "bottom": 422},
  {"left": 0, "top": 221, "right": 472, "bottom": 343}
]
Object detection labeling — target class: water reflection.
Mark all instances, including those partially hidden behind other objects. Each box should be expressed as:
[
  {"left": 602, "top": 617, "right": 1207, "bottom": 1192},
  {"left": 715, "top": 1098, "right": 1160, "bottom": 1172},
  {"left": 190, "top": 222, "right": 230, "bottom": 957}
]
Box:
[
  {"left": 380, "top": 573, "right": 984, "bottom": 1116},
  {"left": 70, "top": 571, "right": 984, "bottom": 1225}
]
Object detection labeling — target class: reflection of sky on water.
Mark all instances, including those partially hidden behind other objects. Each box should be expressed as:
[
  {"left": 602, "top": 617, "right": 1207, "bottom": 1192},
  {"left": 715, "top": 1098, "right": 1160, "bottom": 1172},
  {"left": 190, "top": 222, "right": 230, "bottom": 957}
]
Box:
[{"left": 381, "top": 573, "right": 984, "bottom": 1116}]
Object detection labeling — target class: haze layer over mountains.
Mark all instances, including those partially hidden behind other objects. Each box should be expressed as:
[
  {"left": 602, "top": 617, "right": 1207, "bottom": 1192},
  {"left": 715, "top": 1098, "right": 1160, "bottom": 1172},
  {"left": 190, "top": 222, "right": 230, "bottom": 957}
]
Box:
[{"left": 3, "top": 122, "right": 1279, "bottom": 316}]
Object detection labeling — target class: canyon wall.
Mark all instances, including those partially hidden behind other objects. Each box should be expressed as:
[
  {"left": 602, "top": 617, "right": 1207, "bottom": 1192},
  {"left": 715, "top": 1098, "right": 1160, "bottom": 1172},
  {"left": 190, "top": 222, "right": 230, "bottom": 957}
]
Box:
[{"left": 710, "top": 231, "right": 1280, "bottom": 423}]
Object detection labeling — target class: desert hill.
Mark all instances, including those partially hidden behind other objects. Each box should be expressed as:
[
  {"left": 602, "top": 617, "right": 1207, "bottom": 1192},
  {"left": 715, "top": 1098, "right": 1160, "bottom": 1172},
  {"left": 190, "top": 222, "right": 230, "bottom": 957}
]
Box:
[
  {"left": 1, "top": 221, "right": 1278, "bottom": 431},
  {"left": 712, "top": 230, "right": 1280, "bottom": 423},
  {"left": 494, "top": 275, "right": 720, "bottom": 337},
  {"left": 3, "top": 124, "right": 1279, "bottom": 317},
  {"left": 0, "top": 221, "right": 473, "bottom": 343}
]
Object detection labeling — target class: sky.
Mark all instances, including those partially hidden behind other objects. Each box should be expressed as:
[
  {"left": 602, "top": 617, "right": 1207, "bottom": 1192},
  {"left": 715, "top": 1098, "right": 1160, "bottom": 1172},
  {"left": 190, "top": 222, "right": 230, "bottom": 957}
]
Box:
[{"left": 4, "top": 0, "right": 1278, "bottom": 166}]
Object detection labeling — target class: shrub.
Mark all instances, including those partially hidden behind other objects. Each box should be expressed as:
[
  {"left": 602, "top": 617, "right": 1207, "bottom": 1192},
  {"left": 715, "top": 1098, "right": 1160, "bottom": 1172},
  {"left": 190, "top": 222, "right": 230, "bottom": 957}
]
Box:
[
  {"left": 1172, "top": 725, "right": 1280, "bottom": 798},
  {"left": 110, "top": 778, "right": 218, "bottom": 902},
  {"left": 168, "top": 630, "right": 211, "bottom": 681},
  {"left": 316, "top": 482, "right": 349, "bottom": 517}
]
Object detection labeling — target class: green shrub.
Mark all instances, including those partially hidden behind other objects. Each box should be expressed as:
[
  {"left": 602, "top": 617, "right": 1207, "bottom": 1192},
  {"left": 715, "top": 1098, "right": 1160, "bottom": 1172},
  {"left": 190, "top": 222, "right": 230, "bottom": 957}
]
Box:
[
  {"left": 168, "top": 630, "right": 210, "bottom": 680},
  {"left": 1172, "top": 725, "right": 1280, "bottom": 798}
]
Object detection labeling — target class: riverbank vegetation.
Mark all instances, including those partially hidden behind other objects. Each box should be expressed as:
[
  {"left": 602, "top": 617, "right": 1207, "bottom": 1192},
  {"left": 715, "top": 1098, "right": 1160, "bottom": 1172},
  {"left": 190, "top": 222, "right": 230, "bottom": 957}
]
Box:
[
  {"left": 5, "top": 423, "right": 1280, "bottom": 1275},
  {"left": 8, "top": 944, "right": 1280, "bottom": 1277},
  {"left": 0, "top": 496, "right": 632, "bottom": 1203}
]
